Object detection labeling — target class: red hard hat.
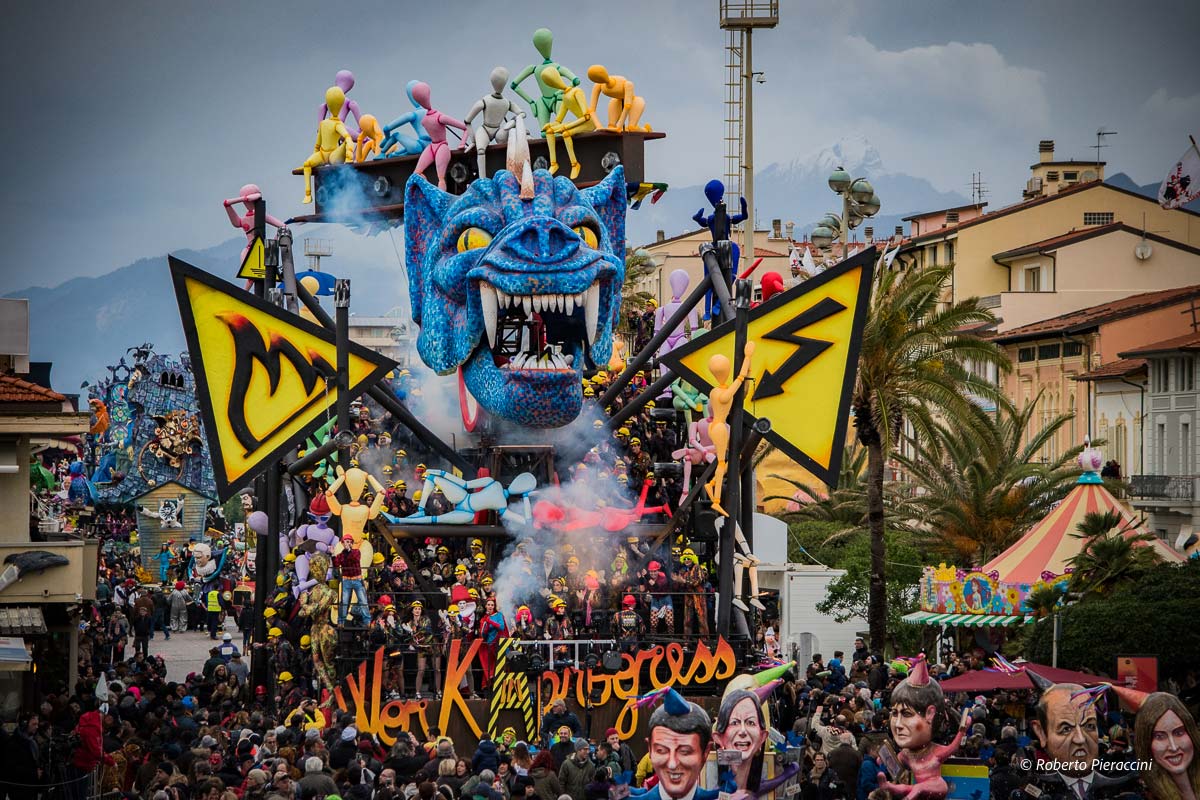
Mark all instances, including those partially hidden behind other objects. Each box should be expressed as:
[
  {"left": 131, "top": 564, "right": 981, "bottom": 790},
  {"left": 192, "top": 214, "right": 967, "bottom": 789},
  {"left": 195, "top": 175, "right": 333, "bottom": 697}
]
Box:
[
  {"left": 647, "top": 561, "right": 661, "bottom": 572},
  {"left": 175, "top": 581, "right": 185, "bottom": 590},
  {"left": 622, "top": 595, "right": 636, "bottom": 607}
]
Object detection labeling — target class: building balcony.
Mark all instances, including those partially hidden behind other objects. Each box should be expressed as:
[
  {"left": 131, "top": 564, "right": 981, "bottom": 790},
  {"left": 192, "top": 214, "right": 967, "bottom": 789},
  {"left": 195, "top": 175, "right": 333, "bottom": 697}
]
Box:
[{"left": 1130, "top": 475, "right": 1197, "bottom": 502}]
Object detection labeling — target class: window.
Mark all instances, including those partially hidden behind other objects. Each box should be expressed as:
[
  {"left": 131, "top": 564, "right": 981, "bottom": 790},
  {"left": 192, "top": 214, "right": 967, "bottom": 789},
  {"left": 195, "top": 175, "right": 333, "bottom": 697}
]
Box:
[
  {"left": 1178, "top": 357, "right": 1195, "bottom": 391},
  {"left": 1157, "top": 423, "right": 1167, "bottom": 473},
  {"left": 1063, "top": 341, "right": 1083, "bottom": 357},
  {"left": 1023, "top": 266, "right": 1042, "bottom": 292},
  {"left": 1083, "top": 211, "right": 1114, "bottom": 226},
  {"left": 1114, "top": 416, "right": 1127, "bottom": 467},
  {"left": 1064, "top": 171, "right": 1079, "bottom": 181},
  {"left": 1154, "top": 361, "right": 1170, "bottom": 393},
  {"left": 1018, "top": 347, "right": 1037, "bottom": 363},
  {"left": 945, "top": 240, "right": 955, "bottom": 264},
  {"left": 1039, "top": 343, "right": 1061, "bottom": 360},
  {"left": 1184, "top": 422, "right": 1193, "bottom": 475},
  {"left": 1047, "top": 170, "right": 1060, "bottom": 181},
  {"left": 927, "top": 245, "right": 937, "bottom": 266}
]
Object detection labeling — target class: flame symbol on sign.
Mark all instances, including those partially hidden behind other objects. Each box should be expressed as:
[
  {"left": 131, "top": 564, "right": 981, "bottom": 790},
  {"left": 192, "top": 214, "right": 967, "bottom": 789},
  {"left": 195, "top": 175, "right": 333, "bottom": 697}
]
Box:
[{"left": 217, "top": 312, "right": 335, "bottom": 454}]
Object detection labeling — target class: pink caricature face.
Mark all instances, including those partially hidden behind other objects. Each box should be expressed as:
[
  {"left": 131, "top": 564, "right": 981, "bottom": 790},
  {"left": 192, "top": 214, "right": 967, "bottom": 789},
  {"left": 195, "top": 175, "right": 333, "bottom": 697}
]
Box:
[
  {"left": 715, "top": 696, "right": 767, "bottom": 761},
  {"left": 1151, "top": 710, "right": 1194, "bottom": 776},
  {"left": 889, "top": 703, "right": 936, "bottom": 750}
]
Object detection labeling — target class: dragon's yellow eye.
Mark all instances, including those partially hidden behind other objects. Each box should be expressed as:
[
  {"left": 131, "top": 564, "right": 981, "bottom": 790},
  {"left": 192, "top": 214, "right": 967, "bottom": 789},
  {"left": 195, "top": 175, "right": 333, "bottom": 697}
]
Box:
[
  {"left": 574, "top": 225, "right": 599, "bottom": 249},
  {"left": 457, "top": 227, "right": 492, "bottom": 253}
]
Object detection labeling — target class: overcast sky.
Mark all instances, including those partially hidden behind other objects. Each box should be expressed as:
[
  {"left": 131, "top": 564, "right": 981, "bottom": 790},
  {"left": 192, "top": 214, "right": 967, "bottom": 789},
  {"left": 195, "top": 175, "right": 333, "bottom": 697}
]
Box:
[{"left": 1, "top": 0, "right": 1196, "bottom": 294}]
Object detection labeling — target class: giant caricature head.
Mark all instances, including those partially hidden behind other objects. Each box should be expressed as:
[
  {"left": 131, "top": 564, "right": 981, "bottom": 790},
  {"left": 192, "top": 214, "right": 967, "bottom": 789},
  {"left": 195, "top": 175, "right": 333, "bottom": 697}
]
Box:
[
  {"left": 645, "top": 689, "right": 711, "bottom": 800},
  {"left": 714, "top": 689, "right": 768, "bottom": 788},
  {"left": 888, "top": 657, "right": 944, "bottom": 751},
  {"left": 191, "top": 543, "right": 214, "bottom": 576},
  {"left": 1031, "top": 683, "right": 1099, "bottom": 778},
  {"left": 1134, "top": 691, "right": 1200, "bottom": 800},
  {"left": 404, "top": 166, "right": 627, "bottom": 427}
]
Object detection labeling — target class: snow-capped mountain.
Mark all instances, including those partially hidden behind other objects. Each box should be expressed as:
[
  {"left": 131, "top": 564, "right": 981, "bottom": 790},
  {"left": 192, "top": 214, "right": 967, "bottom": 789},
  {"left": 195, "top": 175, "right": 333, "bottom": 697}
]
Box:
[{"left": 627, "top": 136, "right": 969, "bottom": 248}]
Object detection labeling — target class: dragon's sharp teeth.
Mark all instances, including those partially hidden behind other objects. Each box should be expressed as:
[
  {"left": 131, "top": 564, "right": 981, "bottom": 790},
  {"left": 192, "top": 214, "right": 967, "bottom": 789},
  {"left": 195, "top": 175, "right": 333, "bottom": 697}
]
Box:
[
  {"left": 584, "top": 282, "right": 600, "bottom": 345},
  {"left": 522, "top": 295, "right": 532, "bottom": 316},
  {"left": 565, "top": 294, "right": 576, "bottom": 315},
  {"left": 496, "top": 288, "right": 509, "bottom": 308},
  {"left": 481, "top": 282, "right": 498, "bottom": 349}
]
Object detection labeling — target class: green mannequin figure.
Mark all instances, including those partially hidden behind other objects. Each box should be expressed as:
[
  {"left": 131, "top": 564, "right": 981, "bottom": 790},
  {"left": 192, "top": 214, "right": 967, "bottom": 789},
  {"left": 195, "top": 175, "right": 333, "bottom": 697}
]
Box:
[{"left": 510, "top": 28, "right": 580, "bottom": 129}]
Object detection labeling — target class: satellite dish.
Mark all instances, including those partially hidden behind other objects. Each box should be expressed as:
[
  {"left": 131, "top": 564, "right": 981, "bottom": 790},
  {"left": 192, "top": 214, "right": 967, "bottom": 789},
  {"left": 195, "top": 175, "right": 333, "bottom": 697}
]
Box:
[{"left": 1134, "top": 239, "right": 1153, "bottom": 261}]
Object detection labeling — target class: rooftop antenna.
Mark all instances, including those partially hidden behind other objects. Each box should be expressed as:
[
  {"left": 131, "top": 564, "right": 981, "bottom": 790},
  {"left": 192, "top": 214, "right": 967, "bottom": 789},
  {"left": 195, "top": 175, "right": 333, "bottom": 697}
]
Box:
[
  {"left": 969, "top": 172, "right": 990, "bottom": 206},
  {"left": 1093, "top": 128, "right": 1117, "bottom": 173}
]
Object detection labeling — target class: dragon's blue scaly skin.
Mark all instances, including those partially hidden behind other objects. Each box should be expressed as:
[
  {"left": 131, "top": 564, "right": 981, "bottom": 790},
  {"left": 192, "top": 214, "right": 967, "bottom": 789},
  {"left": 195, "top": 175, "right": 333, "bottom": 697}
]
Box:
[{"left": 405, "top": 166, "right": 627, "bottom": 427}]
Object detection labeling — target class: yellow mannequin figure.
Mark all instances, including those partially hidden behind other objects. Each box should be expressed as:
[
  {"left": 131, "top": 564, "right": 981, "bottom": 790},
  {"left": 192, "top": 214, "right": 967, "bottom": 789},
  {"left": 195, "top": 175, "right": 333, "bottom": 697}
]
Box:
[
  {"left": 324, "top": 465, "right": 384, "bottom": 568},
  {"left": 586, "top": 65, "right": 651, "bottom": 132},
  {"left": 301, "top": 87, "right": 353, "bottom": 203},
  {"left": 297, "top": 276, "right": 323, "bottom": 325},
  {"left": 540, "top": 67, "right": 595, "bottom": 179},
  {"left": 355, "top": 114, "right": 383, "bottom": 163},
  {"left": 704, "top": 341, "right": 755, "bottom": 516}
]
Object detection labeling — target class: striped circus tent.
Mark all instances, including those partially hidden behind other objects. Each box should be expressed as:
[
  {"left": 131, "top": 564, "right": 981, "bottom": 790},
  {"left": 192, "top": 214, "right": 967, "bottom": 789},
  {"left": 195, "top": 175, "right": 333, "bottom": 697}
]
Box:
[{"left": 981, "top": 476, "right": 1184, "bottom": 585}]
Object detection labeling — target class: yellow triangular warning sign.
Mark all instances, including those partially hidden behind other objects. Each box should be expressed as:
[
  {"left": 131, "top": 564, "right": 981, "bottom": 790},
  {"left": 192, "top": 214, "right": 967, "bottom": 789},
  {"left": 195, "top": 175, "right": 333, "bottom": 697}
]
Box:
[
  {"left": 170, "top": 257, "right": 396, "bottom": 500},
  {"left": 658, "top": 248, "right": 875, "bottom": 486},
  {"left": 236, "top": 236, "right": 266, "bottom": 280}
]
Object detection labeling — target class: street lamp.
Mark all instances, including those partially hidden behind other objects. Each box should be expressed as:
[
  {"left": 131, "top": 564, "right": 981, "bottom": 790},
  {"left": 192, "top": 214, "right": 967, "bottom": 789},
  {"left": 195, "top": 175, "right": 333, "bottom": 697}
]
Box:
[{"left": 820, "top": 166, "right": 882, "bottom": 260}]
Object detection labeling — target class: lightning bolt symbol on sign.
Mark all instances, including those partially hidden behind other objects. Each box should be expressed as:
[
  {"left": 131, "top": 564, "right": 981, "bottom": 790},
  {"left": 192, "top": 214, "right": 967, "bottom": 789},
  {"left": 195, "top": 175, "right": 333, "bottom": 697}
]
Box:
[{"left": 752, "top": 296, "right": 848, "bottom": 400}]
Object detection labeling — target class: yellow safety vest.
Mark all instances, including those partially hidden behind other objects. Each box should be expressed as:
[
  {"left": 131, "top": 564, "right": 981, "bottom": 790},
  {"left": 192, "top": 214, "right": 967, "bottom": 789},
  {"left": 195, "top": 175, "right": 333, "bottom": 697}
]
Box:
[{"left": 206, "top": 590, "right": 222, "bottom": 612}]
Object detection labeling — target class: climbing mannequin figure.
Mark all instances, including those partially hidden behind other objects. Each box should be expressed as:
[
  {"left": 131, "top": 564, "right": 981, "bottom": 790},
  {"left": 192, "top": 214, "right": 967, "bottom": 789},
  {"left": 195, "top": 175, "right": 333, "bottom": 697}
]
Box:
[
  {"left": 510, "top": 27, "right": 580, "bottom": 130},
  {"left": 301, "top": 87, "right": 353, "bottom": 203},
  {"left": 586, "top": 65, "right": 651, "bottom": 131},
  {"left": 463, "top": 66, "right": 526, "bottom": 178},
  {"left": 541, "top": 67, "right": 595, "bottom": 179},
  {"left": 655, "top": 270, "right": 701, "bottom": 358},
  {"left": 704, "top": 341, "right": 755, "bottom": 516},
  {"left": 693, "top": 179, "right": 748, "bottom": 320}
]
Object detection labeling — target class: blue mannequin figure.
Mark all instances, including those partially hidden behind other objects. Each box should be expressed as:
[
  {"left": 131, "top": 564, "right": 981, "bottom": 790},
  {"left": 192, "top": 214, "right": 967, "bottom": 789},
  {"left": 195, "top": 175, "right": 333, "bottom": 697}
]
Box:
[
  {"left": 692, "top": 179, "right": 747, "bottom": 320},
  {"left": 377, "top": 80, "right": 432, "bottom": 158}
]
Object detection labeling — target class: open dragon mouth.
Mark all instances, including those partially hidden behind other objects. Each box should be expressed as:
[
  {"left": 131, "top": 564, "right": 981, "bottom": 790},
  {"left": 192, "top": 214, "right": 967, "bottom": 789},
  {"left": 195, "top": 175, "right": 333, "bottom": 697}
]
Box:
[{"left": 476, "top": 275, "right": 611, "bottom": 373}]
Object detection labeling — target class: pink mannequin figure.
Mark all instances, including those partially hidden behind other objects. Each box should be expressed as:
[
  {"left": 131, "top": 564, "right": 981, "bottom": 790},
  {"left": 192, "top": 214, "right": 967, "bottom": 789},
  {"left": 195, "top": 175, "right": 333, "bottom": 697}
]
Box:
[
  {"left": 877, "top": 655, "right": 970, "bottom": 800},
  {"left": 655, "top": 269, "right": 701, "bottom": 357},
  {"left": 320, "top": 69, "right": 363, "bottom": 138},
  {"left": 411, "top": 82, "right": 469, "bottom": 191},
  {"left": 222, "top": 184, "right": 284, "bottom": 264},
  {"left": 672, "top": 406, "right": 716, "bottom": 502}
]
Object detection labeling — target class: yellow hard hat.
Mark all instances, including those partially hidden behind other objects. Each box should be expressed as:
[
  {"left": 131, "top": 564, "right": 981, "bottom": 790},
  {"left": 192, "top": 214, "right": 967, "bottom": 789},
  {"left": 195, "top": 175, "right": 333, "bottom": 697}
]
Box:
[
  {"left": 264, "top": 607, "right": 277, "bottom": 618},
  {"left": 630, "top": 437, "right": 642, "bottom": 446},
  {"left": 455, "top": 564, "right": 468, "bottom": 574},
  {"left": 437, "top": 545, "right": 450, "bottom": 554},
  {"left": 396, "top": 449, "right": 407, "bottom": 458},
  {"left": 416, "top": 463, "right": 427, "bottom": 471},
  {"left": 275, "top": 574, "right": 286, "bottom": 586},
  {"left": 567, "top": 556, "right": 580, "bottom": 566},
  {"left": 414, "top": 490, "right": 422, "bottom": 501},
  {"left": 448, "top": 603, "right": 460, "bottom": 614},
  {"left": 300, "top": 635, "right": 312, "bottom": 648},
  {"left": 646, "top": 298, "right": 658, "bottom": 308},
  {"left": 394, "top": 480, "right": 407, "bottom": 489},
  {"left": 549, "top": 595, "right": 566, "bottom": 609},
  {"left": 410, "top": 599, "right": 423, "bottom": 609},
  {"left": 279, "top": 671, "right": 294, "bottom": 682},
  {"left": 616, "top": 427, "right": 630, "bottom": 437},
  {"left": 471, "top": 538, "right": 483, "bottom": 548},
  {"left": 468, "top": 588, "right": 480, "bottom": 599},
  {"left": 382, "top": 465, "right": 393, "bottom": 474},
  {"left": 274, "top": 592, "right": 288, "bottom": 604},
  {"left": 584, "top": 387, "right": 595, "bottom": 397},
  {"left": 268, "top": 627, "right": 283, "bottom": 638},
  {"left": 284, "top": 553, "right": 296, "bottom": 563},
  {"left": 372, "top": 552, "right": 385, "bottom": 565},
  {"left": 482, "top": 576, "right": 494, "bottom": 586},
  {"left": 473, "top": 552, "right": 486, "bottom": 564}
]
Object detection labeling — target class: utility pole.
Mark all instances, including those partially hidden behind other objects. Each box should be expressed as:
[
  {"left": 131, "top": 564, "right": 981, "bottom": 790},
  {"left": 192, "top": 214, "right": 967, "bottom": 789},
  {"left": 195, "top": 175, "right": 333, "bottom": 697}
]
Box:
[{"left": 743, "top": 28, "right": 755, "bottom": 269}]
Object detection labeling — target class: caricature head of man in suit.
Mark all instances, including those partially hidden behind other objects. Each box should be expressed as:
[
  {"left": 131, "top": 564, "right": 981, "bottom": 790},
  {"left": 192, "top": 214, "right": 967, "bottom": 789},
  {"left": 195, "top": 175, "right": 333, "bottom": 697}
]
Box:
[{"left": 1032, "top": 683, "right": 1099, "bottom": 779}]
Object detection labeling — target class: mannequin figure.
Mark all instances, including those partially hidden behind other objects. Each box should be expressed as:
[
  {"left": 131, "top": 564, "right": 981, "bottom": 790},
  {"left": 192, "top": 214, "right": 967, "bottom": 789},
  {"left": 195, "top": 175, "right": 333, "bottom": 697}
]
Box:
[
  {"left": 301, "top": 87, "right": 353, "bottom": 203},
  {"left": 379, "top": 80, "right": 431, "bottom": 158},
  {"left": 510, "top": 27, "right": 580, "bottom": 129},
  {"left": 672, "top": 407, "right": 715, "bottom": 502},
  {"left": 704, "top": 341, "right": 755, "bottom": 516},
  {"left": 655, "top": 270, "right": 701, "bottom": 357},
  {"left": 693, "top": 180, "right": 748, "bottom": 320},
  {"left": 222, "top": 184, "right": 284, "bottom": 264},
  {"left": 409, "top": 82, "right": 469, "bottom": 190},
  {"left": 298, "top": 553, "right": 338, "bottom": 694},
  {"left": 464, "top": 67, "right": 526, "bottom": 178},
  {"left": 540, "top": 67, "right": 595, "bottom": 179},
  {"left": 354, "top": 114, "right": 384, "bottom": 162},
  {"left": 324, "top": 466, "right": 384, "bottom": 568},
  {"left": 319, "top": 69, "right": 364, "bottom": 138},
  {"left": 671, "top": 378, "right": 706, "bottom": 424},
  {"left": 586, "top": 65, "right": 651, "bottom": 131}
]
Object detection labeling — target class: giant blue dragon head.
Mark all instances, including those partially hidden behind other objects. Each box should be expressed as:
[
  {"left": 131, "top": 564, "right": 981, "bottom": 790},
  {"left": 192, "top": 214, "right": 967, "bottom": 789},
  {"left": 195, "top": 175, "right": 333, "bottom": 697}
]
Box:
[{"left": 405, "top": 166, "right": 626, "bottom": 427}]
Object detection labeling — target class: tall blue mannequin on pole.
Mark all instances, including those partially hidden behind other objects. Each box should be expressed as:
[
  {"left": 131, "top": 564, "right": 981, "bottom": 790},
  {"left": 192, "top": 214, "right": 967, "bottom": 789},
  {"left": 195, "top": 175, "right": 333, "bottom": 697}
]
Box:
[{"left": 693, "top": 179, "right": 747, "bottom": 320}]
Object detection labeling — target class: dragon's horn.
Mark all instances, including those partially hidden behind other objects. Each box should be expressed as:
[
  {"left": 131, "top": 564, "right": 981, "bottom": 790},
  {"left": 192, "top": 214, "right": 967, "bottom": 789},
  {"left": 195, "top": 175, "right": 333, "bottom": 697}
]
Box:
[
  {"left": 507, "top": 116, "right": 534, "bottom": 200},
  {"left": 753, "top": 661, "right": 795, "bottom": 686}
]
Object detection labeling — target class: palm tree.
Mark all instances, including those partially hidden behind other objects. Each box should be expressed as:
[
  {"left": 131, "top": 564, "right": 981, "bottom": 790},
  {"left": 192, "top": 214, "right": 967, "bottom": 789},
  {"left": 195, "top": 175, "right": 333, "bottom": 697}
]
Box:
[
  {"left": 896, "top": 396, "right": 1083, "bottom": 564},
  {"left": 852, "top": 262, "right": 1008, "bottom": 650},
  {"left": 619, "top": 248, "right": 660, "bottom": 337},
  {"left": 1025, "top": 583, "right": 1065, "bottom": 619},
  {"left": 1068, "top": 510, "right": 1162, "bottom": 595}
]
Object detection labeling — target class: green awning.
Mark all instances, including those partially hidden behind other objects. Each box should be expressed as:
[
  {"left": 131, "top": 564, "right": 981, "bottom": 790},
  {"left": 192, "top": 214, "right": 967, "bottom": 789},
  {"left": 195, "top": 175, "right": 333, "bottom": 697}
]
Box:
[{"left": 902, "top": 611, "right": 1032, "bottom": 627}]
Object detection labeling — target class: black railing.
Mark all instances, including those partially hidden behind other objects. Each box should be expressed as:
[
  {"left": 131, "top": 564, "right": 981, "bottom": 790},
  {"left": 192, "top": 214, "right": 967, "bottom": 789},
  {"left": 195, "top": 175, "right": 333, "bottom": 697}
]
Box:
[{"left": 1131, "top": 474, "right": 1196, "bottom": 500}]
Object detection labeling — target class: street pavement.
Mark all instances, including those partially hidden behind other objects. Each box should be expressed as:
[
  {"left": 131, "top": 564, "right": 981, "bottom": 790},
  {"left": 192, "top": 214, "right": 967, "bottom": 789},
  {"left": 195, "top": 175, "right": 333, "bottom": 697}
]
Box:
[{"left": 148, "top": 617, "right": 241, "bottom": 682}]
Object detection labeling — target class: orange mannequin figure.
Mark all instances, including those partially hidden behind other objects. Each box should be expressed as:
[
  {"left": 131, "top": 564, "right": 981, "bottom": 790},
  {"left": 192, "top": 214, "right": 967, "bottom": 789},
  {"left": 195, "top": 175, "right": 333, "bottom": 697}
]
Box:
[
  {"left": 586, "top": 65, "right": 651, "bottom": 132},
  {"left": 540, "top": 67, "right": 596, "bottom": 179},
  {"left": 704, "top": 341, "right": 755, "bottom": 516},
  {"left": 301, "top": 87, "right": 353, "bottom": 203},
  {"left": 324, "top": 465, "right": 384, "bottom": 568},
  {"left": 355, "top": 114, "right": 384, "bottom": 163}
]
